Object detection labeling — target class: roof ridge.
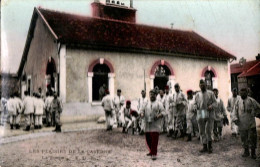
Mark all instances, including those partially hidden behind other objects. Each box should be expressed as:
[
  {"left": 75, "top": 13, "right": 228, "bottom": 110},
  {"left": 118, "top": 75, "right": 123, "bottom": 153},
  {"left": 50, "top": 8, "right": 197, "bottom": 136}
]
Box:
[
  {"left": 37, "top": 7, "right": 193, "bottom": 34},
  {"left": 246, "top": 61, "right": 260, "bottom": 73}
]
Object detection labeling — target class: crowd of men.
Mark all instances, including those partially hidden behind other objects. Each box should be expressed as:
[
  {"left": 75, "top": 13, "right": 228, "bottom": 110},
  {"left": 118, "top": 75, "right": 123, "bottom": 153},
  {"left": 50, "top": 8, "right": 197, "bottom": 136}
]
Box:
[
  {"left": 0, "top": 88, "right": 63, "bottom": 132},
  {"left": 101, "top": 79, "right": 260, "bottom": 160}
]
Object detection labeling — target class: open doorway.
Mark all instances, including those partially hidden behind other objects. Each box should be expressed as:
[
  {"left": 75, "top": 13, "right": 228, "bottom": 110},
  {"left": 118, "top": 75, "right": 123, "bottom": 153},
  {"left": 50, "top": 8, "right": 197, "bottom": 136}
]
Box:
[
  {"left": 92, "top": 64, "right": 110, "bottom": 101},
  {"left": 154, "top": 65, "right": 171, "bottom": 90},
  {"left": 204, "top": 70, "right": 215, "bottom": 90},
  {"left": 46, "top": 57, "right": 56, "bottom": 94}
]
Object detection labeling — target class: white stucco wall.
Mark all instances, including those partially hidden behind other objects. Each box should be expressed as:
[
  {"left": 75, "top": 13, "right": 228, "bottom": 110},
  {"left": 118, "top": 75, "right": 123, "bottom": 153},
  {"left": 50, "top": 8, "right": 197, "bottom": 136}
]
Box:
[{"left": 65, "top": 49, "right": 230, "bottom": 107}]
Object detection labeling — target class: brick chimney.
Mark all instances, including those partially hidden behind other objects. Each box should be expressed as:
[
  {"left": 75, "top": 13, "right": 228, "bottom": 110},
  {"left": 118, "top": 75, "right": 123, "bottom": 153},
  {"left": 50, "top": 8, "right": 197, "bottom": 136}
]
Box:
[{"left": 91, "top": 1, "right": 136, "bottom": 23}]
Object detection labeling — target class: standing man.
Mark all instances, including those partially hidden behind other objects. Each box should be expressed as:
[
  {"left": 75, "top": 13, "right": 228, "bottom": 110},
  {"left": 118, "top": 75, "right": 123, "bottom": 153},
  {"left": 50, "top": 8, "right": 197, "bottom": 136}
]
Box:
[
  {"left": 212, "top": 89, "right": 228, "bottom": 142},
  {"left": 186, "top": 90, "right": 196, "bottom": 141},
  {"left": 137, "top": 90, "right": 148, "bottom": 135},
  {"left": 34, "top": 94, "right": 45, "bottom": 129},
  {"left": 102, "top": 89, "right": 114, "bottom": 131},
  {"left": 156, "top": 89, "right": 167, "bottom": 133},
  {"left": 233, "top": 88, "right": 260, "bottom": 159},
  {"left": 99, "top": 84, "right": 106, "bottom": 100},
  {"left": 227, "top": 88, "right": 240, "bottom": 136},
  {"left": 172, "top": 83, "right": 187, "bottom": 139},
  {"left": 140, "top": 89, "right": 166, "bottom": 160},
  {"left": 194, "top": 79, "right": 217, "bottom": 154},
  {"left": 23, "top": 91, "right": 34, "bottom": 131},
  {"left": 113, "top": 89, "right": 125, "bottom": 127},
  {"left": 164, "top": 86, "right": 173, "bottom": 137},
  {"left": 50, "top": 92, "right": 63, "bottom": 132},
  {"left": 14, "top": 92, "right": 23, "bottom": 129},
  {"left": 45, "top": 92, "right": 54, "bottom": 127},
  {"left": 7, "top": 94, "right": 16, "bottom": 129}
]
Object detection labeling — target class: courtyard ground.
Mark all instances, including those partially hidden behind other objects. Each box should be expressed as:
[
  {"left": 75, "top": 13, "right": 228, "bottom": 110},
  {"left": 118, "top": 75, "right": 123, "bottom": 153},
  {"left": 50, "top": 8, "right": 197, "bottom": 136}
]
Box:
[{"left": 0, "top": 124, "right": 259, "bottom": 167}]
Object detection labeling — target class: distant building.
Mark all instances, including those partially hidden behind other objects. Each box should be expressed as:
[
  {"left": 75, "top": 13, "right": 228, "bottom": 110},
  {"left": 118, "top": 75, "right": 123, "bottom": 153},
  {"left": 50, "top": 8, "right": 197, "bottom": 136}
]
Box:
[
  {"left": 0, "top": 72, "right": 19, "bottom": 98},
  {"left": 17, "top": 1, "right": 236, "bottom": 122},
  {"left": 231, "top": 54, "right": 260, "bottom": 102}
]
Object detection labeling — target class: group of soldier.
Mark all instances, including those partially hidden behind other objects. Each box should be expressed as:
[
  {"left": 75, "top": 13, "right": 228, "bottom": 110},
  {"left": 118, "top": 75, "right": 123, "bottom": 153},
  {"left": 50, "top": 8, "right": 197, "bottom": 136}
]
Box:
[
  {"left": 0, "top": 88, "right": 63, "bottom": 132},
  {"left": 101, "top": 79, "right": 260, "bottom": 160}
]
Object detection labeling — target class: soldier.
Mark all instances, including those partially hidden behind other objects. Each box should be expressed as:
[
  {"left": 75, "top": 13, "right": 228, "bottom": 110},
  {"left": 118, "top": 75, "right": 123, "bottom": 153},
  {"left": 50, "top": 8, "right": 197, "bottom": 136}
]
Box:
[
  {"left": 34, "top": 94, "right": 45, "bottom": 129},
  {"left": 194, "top": 79, "right": 217, "bottom": 154},
  {"left": 102, "top": 89, "right": 114, "bottom": 131},
  {"left": 137, "top": 90, "right": 148, "bottom": 135},
  {"left": 38, "top": 87, "right": 45, "bottom": 100},
  {"left": 164, "top": 86, "right": 173, "bottom": 137},
  {"left": 212, "top": 88, "right": 228, "bottom": 142},
  {"left": 140, "top": 89, "right": 166, "bottom": 160},
  {"left": 99, "top": 84, "right": 106, "bottom": 100},
  {"left": 233, "top": 88, "right": 260, "bottom": 159},
  {"left": 51, "top": 92, "right": 63, "bottom": 132},
  {"left": 113, "top": 89, "right": 125, "bottom": 127},
  {"left": 186, "top": 90, "right": 196, "bottom": 141},
  {"left": 227, "top": 88, "right": 240, "bottom": 136},
  {"left": 171, "top": 83, "right": 187, "bottom": 139},
  {"left": 121, "top": 100, "right": 139, "bottom": 134},
  {"left": 23, "top": 91, "right": 34, "bottom": 131},
  {"left": 13, "top": 92, "right": 23, "bottom": 129},
  {"left": 7, "top": 94, "right": 16, "bottom": 129},
  {"left": 156, "top": 89, "right": 167, "bottom": 133},
  {"left": 45, "top": 92, "right": 54, "bottom": 127}
]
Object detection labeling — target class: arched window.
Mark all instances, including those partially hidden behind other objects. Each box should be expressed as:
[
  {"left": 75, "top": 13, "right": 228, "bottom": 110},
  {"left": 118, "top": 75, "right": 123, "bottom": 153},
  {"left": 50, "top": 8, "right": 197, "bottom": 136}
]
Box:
[
  {"left": 92, "top": 64, "right": 110, "bottom": 101},
  {"left": 46, "top": 57, "right": 56, "bottom": 91},
  {"left": 204, "top": 70, "right": 215, "bottom": 90}
]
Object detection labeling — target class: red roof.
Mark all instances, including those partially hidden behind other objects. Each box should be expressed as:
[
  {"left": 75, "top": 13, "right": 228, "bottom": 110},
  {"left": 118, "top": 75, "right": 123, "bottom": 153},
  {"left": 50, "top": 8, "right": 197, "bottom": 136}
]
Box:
[
  {"left": 37, "top": 8, "right": 235, "bottom": 60},
  {"left": 238, "top": 61, "right": 260, "bottom": 77},
  {"left": 231, "top": 60, "right": 260, "bottom": 74}
]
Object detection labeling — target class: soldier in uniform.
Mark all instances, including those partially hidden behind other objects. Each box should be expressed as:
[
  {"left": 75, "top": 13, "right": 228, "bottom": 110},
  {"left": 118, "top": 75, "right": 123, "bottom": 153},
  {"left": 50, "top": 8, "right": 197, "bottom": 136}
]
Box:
[
  {"left": 45, "top": 92, "right": 54, "bottom": 127},
  {"left": 34, "top": 93, "right": 45, "bottom": 129},
  {"left": 164, "top": 86, "right": 173, "bottom": 137},
  {"left": 140, "top": 89, "right": 166, "bottom": 160},
  {"left": 14, "top": 92, "right": 23, "bottom": 129},
  {"left": 212, "top": 88, "right": 228, "bottom": 142},
  {"left": 171, "top": 83, "right": 187, "bottom": 139},
  {"left": 113, "top": 89, "right": 125, "bottom": 127},
  {"left": 23, "top": 91, "right": 34, "bottom": 131},
  {"left": 227, "top": 88, "right": 240, "bottom": 136},
  {"left": 7, "top": 94, "right": 16, "bottom": 129},
  {"left": 51, "top": 92, "right": 63, "bottom": 132},
  {"left": 233, "top": 88, "right": 260, "bottom": 159},
  {"left": 137, "top": 90, "right": 148, "bottom": 135},
  {"left": 194, "top": 79, "right": 217, "bottom": 154},
  {"left": 186, "top": 90, "right": 196, "bottom": 141},
  {"left": 121, "top": 100, "right": 139, "bottom": 134},
  {"left": 102, "top": 89, "right": 114, "bottom": 131},
  {"left": 156, "top": 89, "right": 166, "bottom": 133}
]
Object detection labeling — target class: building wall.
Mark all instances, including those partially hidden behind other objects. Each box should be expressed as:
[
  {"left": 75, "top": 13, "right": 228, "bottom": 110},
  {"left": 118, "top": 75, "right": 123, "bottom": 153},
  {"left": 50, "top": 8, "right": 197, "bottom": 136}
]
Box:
[
  {"left": 23, "top": 17, "right": 58, "bottom": 95},
  {"left": 66, "top": 49, "right": 230, "bottom": 106}
]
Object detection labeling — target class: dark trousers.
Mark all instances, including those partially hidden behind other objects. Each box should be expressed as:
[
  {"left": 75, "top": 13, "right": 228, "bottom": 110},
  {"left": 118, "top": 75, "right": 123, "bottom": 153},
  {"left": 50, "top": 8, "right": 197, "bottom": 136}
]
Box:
[
  {"left": 52, "top": 112, "right": 56, "bottom": 126},
  {"left": 240, "top": 128, "right": 257, "bottom": 149},
  {"left": 145, "top": 132, "right": 159, "bottom": 156}
]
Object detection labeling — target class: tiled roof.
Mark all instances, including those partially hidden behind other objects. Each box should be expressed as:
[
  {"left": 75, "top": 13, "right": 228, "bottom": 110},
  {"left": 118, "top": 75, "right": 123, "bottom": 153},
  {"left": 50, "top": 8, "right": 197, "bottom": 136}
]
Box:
[
  {"left": 237, "top": 61, "right": 260, "bottom": 77},
  {"left": 38, "top": 8, "right": 236, "bottom": 60},
  {"left": 230, "top": 60, "right": 259, "bottom": 74}
]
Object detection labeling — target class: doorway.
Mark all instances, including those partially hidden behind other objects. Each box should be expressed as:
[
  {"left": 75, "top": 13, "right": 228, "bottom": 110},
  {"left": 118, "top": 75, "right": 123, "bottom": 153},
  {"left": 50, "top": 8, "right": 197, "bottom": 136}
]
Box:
[{"left": 154, "top": 65, "right": 171, "bottom": 90}]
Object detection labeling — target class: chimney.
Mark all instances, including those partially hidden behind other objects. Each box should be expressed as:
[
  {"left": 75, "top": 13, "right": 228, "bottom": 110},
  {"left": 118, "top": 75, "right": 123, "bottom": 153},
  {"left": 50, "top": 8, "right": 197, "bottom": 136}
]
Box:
[
  {"left": 91, "top": 1, "right": 137, "bottom": 23},
  {"left": 130, "top": 0, "right": 133, "bottom": 8},
  {"left": 256, "top": 53, "right": 260, "bottom": 60}
]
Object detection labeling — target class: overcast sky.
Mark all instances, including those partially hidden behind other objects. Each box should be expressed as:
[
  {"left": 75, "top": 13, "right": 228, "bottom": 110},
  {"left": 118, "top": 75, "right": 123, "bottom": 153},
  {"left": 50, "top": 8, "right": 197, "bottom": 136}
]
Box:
[{"left": 1, "top": 0, "right": 260, "bottom": 73}]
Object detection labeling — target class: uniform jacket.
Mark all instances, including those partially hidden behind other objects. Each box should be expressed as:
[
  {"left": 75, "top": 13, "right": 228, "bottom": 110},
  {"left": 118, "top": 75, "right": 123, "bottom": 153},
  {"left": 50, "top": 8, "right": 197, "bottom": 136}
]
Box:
[
  {"left": 45, "top": 96, "right": 54, "bottom": 112},
  {"left": 7, "top": 98, "right": 16, "bottom": 115},
  {"left": 102, "top": 95, "right": 114, "bottom": 111},
  {"left": 186, "top": 98, "right": 196, "bottom": 120},
  {"left": 140, "top": 100, "right": 166, "bottom": 132},
  {"left": 194, "top": 90, "right": 217, "bottom": 119},
  {"left": 113, "top": 95, "right": 125, "bottom": 112},
  {"left": 50, "top": 98, "right": 62, "bottom": 113},
  {"left": 14, "top": 97, "right": 23, "bottom": 114},
  {"left": 137, "top": 97, "right": 148, "bottom": 113},
  {"left": 214, "top": 98, "right": 227, "bottom": 121},
  {"left": 34, "top": 98, "right": 45, "bottom": 115},
  {"left": 233, "top": 97, "right": 260, "bottom": 130},
  {"left": 23, "top": 96, "right": 34, "bottom": 114},
  {"left": 171, "top": 91, "right": 187, "bottom": 116},
  {"left": 227, "top": 96, "right": 241, "bottom": 113}
]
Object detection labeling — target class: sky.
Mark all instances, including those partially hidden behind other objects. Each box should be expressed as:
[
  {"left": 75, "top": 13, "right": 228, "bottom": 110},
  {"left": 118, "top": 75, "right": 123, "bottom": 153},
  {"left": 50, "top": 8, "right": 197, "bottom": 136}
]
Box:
[{"left": 1, "top": 0, "right": 260, "bottom": 73}]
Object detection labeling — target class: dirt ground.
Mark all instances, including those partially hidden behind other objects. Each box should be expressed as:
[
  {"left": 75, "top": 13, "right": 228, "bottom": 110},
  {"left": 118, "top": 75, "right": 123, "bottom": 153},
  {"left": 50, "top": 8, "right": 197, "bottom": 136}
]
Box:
[{"left": 0, "top": 127, "right": 259, "bottom": 167}]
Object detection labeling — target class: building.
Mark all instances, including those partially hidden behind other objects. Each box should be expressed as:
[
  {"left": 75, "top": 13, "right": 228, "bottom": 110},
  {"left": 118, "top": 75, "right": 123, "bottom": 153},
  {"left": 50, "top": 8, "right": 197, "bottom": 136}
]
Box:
[
  {"left": 0, "top": 72, "right": 20, "bottom": 98},
  {"left": 18, "top": 1, "right": 236, "bottom": 122},
  {"left": 231, "top": 54, "right": 260, "bottom": 103}
]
